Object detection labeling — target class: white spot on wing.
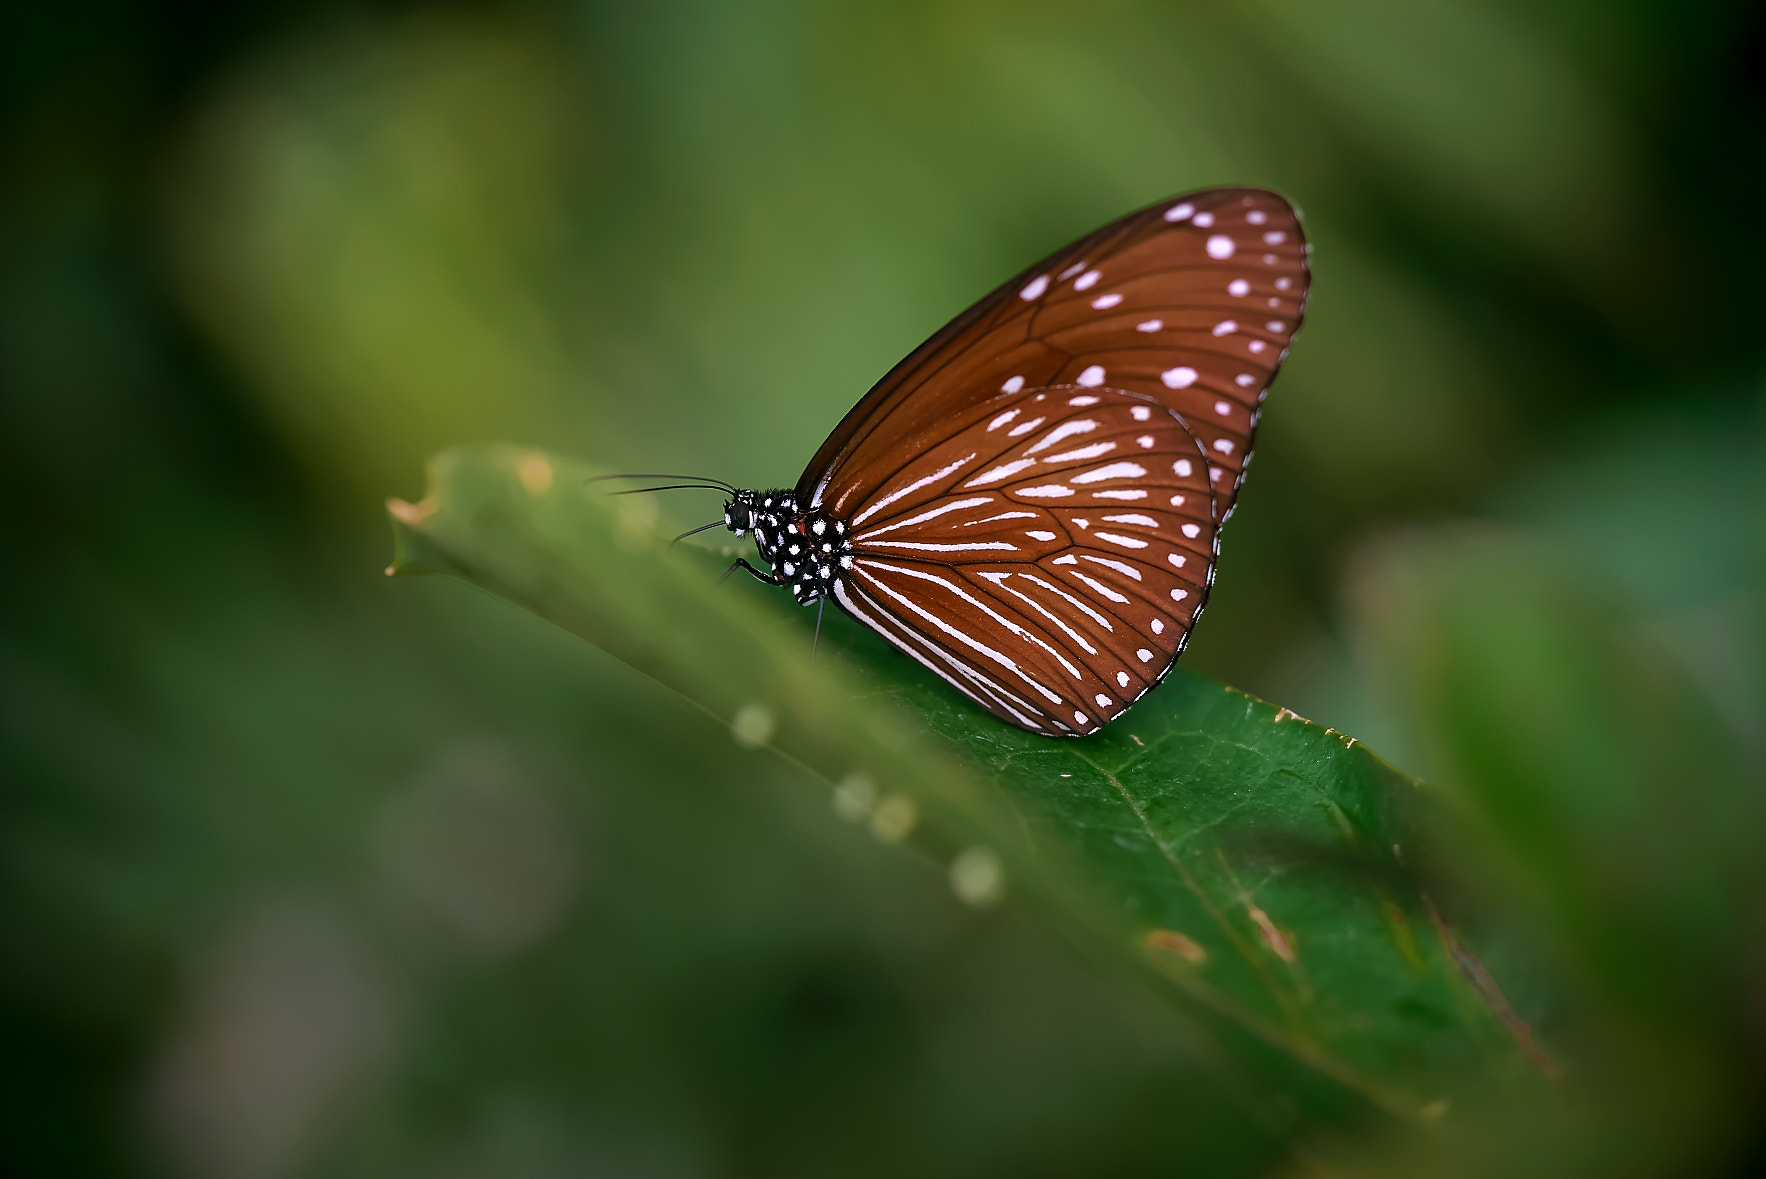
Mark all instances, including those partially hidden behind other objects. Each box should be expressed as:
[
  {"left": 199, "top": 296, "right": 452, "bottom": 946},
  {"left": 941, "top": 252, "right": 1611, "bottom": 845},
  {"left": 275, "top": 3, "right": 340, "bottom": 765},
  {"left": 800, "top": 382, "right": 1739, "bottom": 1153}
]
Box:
[
  {"left": 1136, "top": 648, "right": 1153, "bottom": 662},
  {"left": 1228, "top": 279, "right": 1250, "bottom": 297},
  {"left": 1163, "top": 202, "right": 1194, "bottom": 222},
  {"left": 1007, "top": 416, "right": 1046, "bottom": 437},
  {"left": 1091, "top": 293, "right": 1123, "bottom": 309},
  {"left": 1193, "top": 211, "right": 1215, "bottom": 228},
  {"left": 1215, "top": 400, "right": 1232, "bottom": 415},
  {"left": 1212, "top": 320, "right": 1238, "bottom": 337},
  {"left": 1170, "top": 588, "right": 1189, "bottom": 601},
  {"left": 1082, "top": 555, "right": 1140, "bottom": 579},
  {"left": 1246, "top": 210, "right": 1267, "bottom": 225},
  {"left": 1181, "top": 524, "right": 1201, "bottom": 538},
  {"left": 1235, "top": 374, "right": 1255, "bottom": 387},
  {"left": 1264, "top": 230, "right": 1287, "bottom": 245},
  {"left": 965, "top": 458, "right": 1038, "bottom": 487},
  {"left": 1075, "top": 366, "right": 1106, "bottom": 387},
  {"left": 1130, "top": 406, "right": 1151, "bottom": 421},
  {"left": 1173, "top": 459, "right": 1192, "bottom": 477},
  {"left": 1213, "top": 439, "right": 1234, "bottom": 454},
  {"left": 1136, "top": 319, "right": 1163, "bottom": 332},
  {"left": 1074, "top": 269, "right": 1101, "bottom": 291},
  {"left": 1025, "top": 530, "right": 1057, "bottom": 541},
  {"left": 988, "top": 408, "right": 1020, "bottom": 431},
  {"left": 1070, "top": 462, "right": 1147, "bottom": 485},
  {"left": 1102, "top": 513, "right": 1157, "bottom": 526},
  {"left": 1017, "top": 484, "right": 1075, "bottom": 498},
  {"left": 1026, "top": 419, "right": 1098, "bottom": 454},
  {"left": 1001, "top": 375, "right": 1025, "bottom": 394},
  {"left": 1151, "top": 618, "right": 1165, "bottom": 634},
  {"left": 1020, "top": 275, "right": 1049, "bottom": 301},
  {"left": 1117, "top": 671, "right": 1130, "bottom": 687},
  {"left": 1044, "top": 441, "right": 1117, "bottom": 464},
  {"left": 1161, "top": 367, "right": 1198, "bottom": 389},
  {"left": 1206, "top": 235, "right": 1234, "bottom": 259},
  {"left": 1094, "top": 531, "right": 1148, "bottom": 549}
]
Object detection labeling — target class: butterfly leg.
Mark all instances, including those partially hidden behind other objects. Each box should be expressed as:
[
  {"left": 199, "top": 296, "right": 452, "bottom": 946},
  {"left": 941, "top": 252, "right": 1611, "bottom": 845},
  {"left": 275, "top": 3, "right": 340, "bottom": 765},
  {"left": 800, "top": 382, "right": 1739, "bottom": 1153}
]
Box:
[{"left": 720, "top": 558, "right": 781, "bottom": 587}]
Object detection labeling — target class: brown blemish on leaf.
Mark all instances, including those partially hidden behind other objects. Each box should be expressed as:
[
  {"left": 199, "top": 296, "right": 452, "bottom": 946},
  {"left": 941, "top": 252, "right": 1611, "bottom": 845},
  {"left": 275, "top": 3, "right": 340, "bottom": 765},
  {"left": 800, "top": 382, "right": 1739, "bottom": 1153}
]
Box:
[
  {"left": 517, "top": 453, "right": 554, "bottom": 495},
  {"left": 387, "top": 496, "right": 437, "bottom": 525},
  {"left": 1144, "top": 928, "right": 1207, "bottom": 963},
  {"left": 1424, "top": 895, "right": 1562, "bottom": 1081},
  {"left": 1248, "top": 906, "right": 1297, "bottom": 962}
]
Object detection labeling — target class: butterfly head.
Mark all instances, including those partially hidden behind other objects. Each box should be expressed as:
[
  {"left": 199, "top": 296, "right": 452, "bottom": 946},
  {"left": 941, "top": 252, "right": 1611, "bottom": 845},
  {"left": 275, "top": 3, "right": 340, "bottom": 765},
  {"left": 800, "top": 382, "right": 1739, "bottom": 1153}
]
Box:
[{"left": 724, "top": 488, "right": 851, "bottom": 605}]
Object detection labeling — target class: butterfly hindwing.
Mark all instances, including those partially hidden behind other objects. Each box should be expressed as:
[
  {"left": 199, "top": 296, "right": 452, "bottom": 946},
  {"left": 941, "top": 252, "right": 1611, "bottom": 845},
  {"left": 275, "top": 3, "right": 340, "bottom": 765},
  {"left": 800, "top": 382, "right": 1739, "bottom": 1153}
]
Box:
[{"left": 836, "top": 387, "right": 1218, "bottom": 735}]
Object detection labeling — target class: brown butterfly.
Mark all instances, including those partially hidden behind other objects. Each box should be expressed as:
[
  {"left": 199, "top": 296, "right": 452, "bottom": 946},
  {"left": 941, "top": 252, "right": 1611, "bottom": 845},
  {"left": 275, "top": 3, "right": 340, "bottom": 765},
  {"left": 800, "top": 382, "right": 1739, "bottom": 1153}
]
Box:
[{"left": 637, "top": 188, "right": 1310, "bottom": 736}]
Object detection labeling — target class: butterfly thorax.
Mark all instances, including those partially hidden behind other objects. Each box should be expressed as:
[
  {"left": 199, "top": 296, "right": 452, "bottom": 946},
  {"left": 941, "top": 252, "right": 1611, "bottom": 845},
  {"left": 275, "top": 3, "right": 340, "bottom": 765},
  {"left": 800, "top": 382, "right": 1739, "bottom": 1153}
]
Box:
[{"left": 723, "top": 488, "right": 853, "bottom": 605}]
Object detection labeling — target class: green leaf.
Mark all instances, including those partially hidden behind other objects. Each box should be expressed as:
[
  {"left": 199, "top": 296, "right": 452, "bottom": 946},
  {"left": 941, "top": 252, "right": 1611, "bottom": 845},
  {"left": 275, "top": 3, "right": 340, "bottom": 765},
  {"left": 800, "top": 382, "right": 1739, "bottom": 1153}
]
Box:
[{"left": 389, "top": 444, "right": 1554, "bottom": 1120}]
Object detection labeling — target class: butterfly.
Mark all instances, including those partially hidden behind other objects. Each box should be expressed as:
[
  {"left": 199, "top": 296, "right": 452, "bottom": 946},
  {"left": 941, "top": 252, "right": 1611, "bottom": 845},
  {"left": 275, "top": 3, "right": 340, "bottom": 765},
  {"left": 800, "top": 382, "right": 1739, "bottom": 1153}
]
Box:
[{"left": 635, "top": 188, "right": 1309, "bottom": 737}]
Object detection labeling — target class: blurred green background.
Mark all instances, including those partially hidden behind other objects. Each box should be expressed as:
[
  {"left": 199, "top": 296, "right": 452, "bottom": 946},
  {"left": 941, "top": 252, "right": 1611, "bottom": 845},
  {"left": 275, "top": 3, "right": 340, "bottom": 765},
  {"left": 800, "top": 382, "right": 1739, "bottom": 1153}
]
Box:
[{"left": 3, "top": 1, "right": 1764, "bottom": 1175}]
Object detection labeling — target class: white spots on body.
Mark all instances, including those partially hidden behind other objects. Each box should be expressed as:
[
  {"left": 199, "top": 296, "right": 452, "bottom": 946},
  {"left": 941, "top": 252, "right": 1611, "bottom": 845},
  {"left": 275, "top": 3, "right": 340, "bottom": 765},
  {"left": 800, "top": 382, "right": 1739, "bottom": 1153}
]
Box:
[
  {"left": 1091, "top": 293, "right": 1123, "bottom": 309},
  {"left": 1074, "top": 269, "right": 1102, "bottom": 291},
  {"left": 1001, "top": 375, "right": 1026, "bottom": 394},
  {"left": 1019, "top": 275, "right": 1049, "bottom": 301},
  {"left": 1212, "top": 319, "right": 1238, "bottom": 337},
  {"left": 1206, "top": 235, "right": 1235, "bottom": 259},
  {"left": 1135, "top": 319, "right": 1163, "bottom": 333},
  {"left": 1161, "top": 366, "right": 1198, "bottom": 389},
  {"left": 1163, "top": 202, "right": 1194, "bottom": 222},
  {"left": 1181, "top": 523, "right": 1201, "bottom": 538},
  {"left": 1192, "top": 211, "right": 1215, "bottom": 228},
  {"left": 1228, "top": 278, "right": 1250, "bottom": 297},
  {"left": 1075, "top": 366, "right": 1106, "bottom": 387}
]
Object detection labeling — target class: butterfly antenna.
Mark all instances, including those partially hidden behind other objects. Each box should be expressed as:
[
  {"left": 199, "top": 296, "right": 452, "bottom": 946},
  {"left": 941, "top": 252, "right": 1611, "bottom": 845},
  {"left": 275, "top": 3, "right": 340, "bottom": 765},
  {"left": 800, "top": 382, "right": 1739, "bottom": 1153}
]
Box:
[
  {"left": 671, "top": 520, "right": 724, "bottom": 547},
  {"left": 608, "top": 484, "right": 730, "bottom": 497},
  {"left": 587, "top": 472, "right": 737, "bottom": 493}
]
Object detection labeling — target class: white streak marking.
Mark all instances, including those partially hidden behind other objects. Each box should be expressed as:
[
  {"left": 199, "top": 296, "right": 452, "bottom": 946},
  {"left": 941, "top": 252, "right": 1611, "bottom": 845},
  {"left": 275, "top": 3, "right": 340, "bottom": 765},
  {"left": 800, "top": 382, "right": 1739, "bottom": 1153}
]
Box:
[
  {"left": 1136, "top": 319, "right": 1163, "bottom": 332},
  {"left": 1095, "top": 531, "right": 1148, "bottom": 549},
  {"left": 1025, "top": 419, "right": 1098, "bottom": 454},
  {"left": 1059, "top": 261, "right": 1087, "bottom": 279},
  {"left": 1163, "top": 202, "right": 1194, "bottom": 222},
  {"left": 982, "top": 574, "right": 1098, "bottom": 654},
  {"left": 1093, "top": 489, "right": 1146, "bottom": 500},
  {"left": 1017, "top": 484, "right": 1074, "bottom": 498},
  {"left": 1074, "top": 269, "right": 1101, "bottom": 291},
  {"left": 1103, "top": 513, "right": 1157, "bottom": 526},
  {"left": 851, "top": 454, "right": 975, "bottom": 526},
  {"left": 1025, "top": 530, "right": 1057, "bottom": 541},
  {"left": 855, "top": 496, "right": 995, "bottom": 538},
  {"left": 1007, "top": 416, "right": 1047, "bottom": 437},
  {"left": 1044, "top": 441, "right": 1116, "bottom": 464},
  {"left": 1021, "top": 573, "right": 1113, "bottom": 631},
  {"left": 1082, "top": 555, "right": 1141, "bottom": 579},
  {"left": 988, "top": 408, "right": 1020, "bottom": 431},
  {"left": 864, "top": 541, "right": 1019, "bottom": 552},
  {"left": 1068, "top": 570, "right": 1129, "bottom": 603},
  {"left": 1071, "top": 462, "right": 1147, "bottom": 484},
  {"left": 1091, "top": 293, "right": 1123, "bottom": 309},
  {"left": 965, "top": 458, "right": 1037, "bottom": 487},
  {"left": 966, "top": 511, "right": 1038, "bottom": 525},
  {"left": 1213, "top": 319, "right": 1238, "bottom": 337}
]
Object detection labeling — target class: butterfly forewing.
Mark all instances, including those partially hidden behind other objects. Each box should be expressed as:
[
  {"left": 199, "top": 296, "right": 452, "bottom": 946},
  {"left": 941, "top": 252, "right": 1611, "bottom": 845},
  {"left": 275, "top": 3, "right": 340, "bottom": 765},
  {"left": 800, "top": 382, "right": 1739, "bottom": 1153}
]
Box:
[
  {"left": 801, "top": 187, "right": 1310, "bottom": 531},
  {"left": 834, "top": 388, "right": 1218, "bottom": 735}
]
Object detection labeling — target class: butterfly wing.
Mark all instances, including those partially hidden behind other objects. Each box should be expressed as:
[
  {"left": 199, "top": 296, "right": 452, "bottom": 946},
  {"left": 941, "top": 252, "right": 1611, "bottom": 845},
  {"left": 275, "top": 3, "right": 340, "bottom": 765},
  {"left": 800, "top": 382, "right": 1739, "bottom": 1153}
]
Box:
[
  {"left": 800, "top": 187, "right": 1310, "bottom": 530},
  {"left": 832, "top": 387, "right": 1217, "bottom": 735}
]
